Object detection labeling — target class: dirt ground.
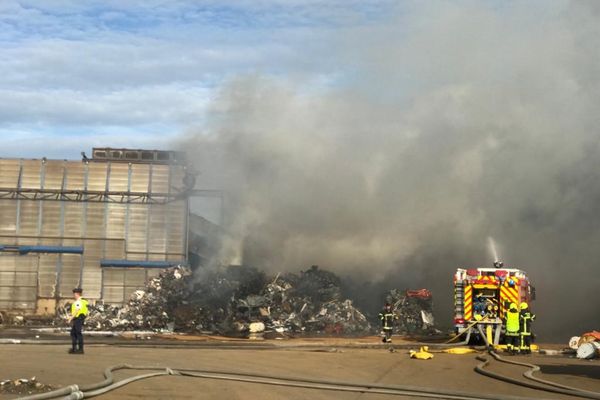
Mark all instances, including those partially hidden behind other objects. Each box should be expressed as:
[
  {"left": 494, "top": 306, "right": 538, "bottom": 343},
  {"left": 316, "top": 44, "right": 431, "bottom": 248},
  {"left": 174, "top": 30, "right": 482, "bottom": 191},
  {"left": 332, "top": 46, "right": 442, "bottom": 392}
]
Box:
[{"left": 1, "top": 337, "right": 599, "bottom": 400}]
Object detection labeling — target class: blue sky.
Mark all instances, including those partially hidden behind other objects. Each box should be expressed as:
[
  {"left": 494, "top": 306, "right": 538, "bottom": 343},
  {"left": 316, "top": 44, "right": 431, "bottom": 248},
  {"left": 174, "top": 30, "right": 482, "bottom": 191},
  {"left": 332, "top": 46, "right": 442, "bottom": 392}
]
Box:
[{"left": 0, "top": 0, "right": 397, "bottom": 159}]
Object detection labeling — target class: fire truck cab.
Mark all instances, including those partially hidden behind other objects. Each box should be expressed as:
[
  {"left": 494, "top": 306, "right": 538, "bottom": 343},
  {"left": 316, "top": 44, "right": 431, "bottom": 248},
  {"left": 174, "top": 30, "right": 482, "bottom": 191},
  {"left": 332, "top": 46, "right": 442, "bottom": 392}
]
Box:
[{"left": 453, "top": 265, "right": 535, "bottom": 346}]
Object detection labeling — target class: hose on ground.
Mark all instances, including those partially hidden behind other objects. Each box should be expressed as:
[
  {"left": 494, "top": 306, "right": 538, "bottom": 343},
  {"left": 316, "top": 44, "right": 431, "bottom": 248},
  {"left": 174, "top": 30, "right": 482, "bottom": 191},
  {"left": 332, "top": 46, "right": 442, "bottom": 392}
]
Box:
[
  {"left": 16, "top": 364, "right": 550, "bottom": 400},
  {"left": 177, "top": 370, "right": 478, "bottom": 399},
  {"left": 175, "top": 367, "right": 544, "bottom": 400},
  {"left": 488, "top": 351, "right": 600, "bottom": 399},
  {"left": 76, "top": 370, "right": 172, "bottom": 399},
  {"left": 475, "top": 351, "right": 600, "bottom": 400}
]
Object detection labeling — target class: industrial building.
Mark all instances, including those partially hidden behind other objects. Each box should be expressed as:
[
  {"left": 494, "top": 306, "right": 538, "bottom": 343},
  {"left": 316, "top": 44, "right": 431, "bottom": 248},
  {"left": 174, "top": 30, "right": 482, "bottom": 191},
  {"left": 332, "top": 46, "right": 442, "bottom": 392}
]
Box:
[{"left": 0, "top": 148, "right": 190, "bottom": 316}]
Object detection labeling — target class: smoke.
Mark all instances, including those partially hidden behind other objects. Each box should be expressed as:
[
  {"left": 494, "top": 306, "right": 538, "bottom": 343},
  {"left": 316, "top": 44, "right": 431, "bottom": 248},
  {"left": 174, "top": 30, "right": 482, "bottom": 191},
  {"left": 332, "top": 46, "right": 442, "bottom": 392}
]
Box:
[{"left": 180, "top": 1, "right": 600, "bottom": 340}]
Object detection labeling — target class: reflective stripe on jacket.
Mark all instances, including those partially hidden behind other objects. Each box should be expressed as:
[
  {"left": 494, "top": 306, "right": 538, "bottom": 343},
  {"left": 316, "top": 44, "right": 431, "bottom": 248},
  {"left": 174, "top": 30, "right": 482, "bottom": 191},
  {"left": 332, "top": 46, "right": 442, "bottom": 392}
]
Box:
[
  {"left": 520, "top": 311, "right": 535, "bottom": 335},
  {"left": 379, "top": 311, "right": 395, "bottom": 330}
]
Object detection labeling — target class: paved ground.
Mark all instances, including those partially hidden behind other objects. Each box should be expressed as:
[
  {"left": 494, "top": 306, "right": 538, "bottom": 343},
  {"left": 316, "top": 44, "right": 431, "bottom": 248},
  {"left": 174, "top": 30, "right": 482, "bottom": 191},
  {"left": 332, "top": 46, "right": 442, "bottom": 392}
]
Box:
[{"left": 0, "top": 338, "right": 598, "bottom": 400}]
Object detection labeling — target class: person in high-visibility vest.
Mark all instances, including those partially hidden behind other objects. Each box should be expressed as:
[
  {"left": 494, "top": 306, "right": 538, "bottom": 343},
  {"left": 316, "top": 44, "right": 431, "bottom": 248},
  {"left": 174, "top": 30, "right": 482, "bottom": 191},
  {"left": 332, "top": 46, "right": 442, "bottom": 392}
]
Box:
[
  {"left": 519, "top": 302, "right": 536, "bottom": 354},
  {"left": 68, "top": 287, "right": 89, "bottom": 354},
  {"left": 379, "top": 303, "right": 397, "bottom": 343},
  {"left": 504, "top": 303, "right": 520, "bottom": 355}
]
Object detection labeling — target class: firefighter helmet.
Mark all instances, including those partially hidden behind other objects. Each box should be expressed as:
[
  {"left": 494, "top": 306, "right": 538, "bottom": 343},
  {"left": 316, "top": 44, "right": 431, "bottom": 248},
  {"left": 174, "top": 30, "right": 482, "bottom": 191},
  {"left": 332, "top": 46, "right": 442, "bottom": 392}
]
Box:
[
  {"left": 520, "top": 302, "right": 528, "bottom": 310},
  {"left": 509, "top": 303, "right": 518, "bottom": 311}
]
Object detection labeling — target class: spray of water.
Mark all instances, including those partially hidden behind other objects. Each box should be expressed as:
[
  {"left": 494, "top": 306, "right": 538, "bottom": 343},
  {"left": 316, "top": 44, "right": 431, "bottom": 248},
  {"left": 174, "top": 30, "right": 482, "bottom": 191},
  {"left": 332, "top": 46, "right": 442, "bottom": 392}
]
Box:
[{"left": 488, "top": 237, "right": 499, "bottom": 264}]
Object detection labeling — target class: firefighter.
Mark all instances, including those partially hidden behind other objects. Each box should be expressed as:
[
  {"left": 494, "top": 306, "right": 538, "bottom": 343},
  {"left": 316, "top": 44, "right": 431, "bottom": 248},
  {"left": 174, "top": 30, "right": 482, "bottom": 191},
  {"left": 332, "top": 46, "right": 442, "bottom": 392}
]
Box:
[
  {"left": 68, "top": 287, "right": 88, "bottom": 354},
  {"left": 504, "top": 302, "right": 520, "bottom": 355},
  {"left": 519, "top": 302, "right": 536, "bottom": 354},
  {"left": 379, "top": 303, "right": 397, "bottom": 343}
]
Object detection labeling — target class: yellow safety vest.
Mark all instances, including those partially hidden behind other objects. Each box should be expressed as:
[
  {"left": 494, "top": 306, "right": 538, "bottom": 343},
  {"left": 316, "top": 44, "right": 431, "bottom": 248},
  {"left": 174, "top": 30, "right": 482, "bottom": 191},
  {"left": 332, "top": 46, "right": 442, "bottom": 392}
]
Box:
[
  {"left": 71, "top": 298, "right": 89, "bottom": 318},
  {"left": 505, "top": 308, "right": 520, "bottom": 333}
]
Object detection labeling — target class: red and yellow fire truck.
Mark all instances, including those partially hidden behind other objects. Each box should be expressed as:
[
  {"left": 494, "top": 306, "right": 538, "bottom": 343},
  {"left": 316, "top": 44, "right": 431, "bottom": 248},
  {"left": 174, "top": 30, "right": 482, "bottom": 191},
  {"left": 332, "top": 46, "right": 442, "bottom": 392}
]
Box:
[{"left": 453, "top": 263, "right": 535, "bottom": 346}]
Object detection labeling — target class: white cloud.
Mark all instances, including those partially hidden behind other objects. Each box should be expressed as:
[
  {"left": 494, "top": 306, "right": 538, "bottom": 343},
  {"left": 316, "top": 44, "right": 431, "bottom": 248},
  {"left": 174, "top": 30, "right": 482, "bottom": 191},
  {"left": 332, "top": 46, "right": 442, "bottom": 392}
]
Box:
[
  {"left": 0, "top": 83, "right": 211, "bottom": 125},
  {"left": 0, "top": 0, "right": 394, "bottom": 156}
]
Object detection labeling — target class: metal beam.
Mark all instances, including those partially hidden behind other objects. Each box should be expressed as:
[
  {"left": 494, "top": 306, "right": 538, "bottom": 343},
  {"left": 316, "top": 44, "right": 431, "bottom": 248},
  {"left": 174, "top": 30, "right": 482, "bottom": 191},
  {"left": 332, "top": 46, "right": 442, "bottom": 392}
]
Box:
[
  {"left": 100, "top": 259, "right": 181, "bottom": 268},
  {"left": 0, "top": 187, "right": 186, "bottom": 204},
  {"left": 0, "top": 245, "right": 84, "bottom": 254}
]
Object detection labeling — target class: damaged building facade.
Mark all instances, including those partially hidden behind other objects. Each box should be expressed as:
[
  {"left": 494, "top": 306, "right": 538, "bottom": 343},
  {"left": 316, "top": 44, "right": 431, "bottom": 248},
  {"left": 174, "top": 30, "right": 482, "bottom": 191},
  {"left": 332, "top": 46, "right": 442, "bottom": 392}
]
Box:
[{"left": 0, "top": 148, "right": 189, "bottom": 316}]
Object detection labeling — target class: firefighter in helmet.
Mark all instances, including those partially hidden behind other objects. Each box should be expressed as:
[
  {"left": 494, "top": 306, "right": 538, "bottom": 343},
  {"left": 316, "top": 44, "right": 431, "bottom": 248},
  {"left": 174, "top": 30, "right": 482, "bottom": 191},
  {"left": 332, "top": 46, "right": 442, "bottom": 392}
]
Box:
[
  {"left": 504, "top": 302, "right": 520, "bottom": 355},
  {"left": 379, "top": 303, "right": 397, "bottom": 343},
  {"left": 519, "top": 302, "right": 536, "bottom": 354}
]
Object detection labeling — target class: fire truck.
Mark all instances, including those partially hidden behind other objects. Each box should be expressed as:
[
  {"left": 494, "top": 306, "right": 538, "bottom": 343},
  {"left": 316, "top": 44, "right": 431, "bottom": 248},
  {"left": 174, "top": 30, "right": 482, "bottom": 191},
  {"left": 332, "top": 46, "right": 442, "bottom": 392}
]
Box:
[{"left": 453, "top": 262, "right": 535, "bottom": 346}]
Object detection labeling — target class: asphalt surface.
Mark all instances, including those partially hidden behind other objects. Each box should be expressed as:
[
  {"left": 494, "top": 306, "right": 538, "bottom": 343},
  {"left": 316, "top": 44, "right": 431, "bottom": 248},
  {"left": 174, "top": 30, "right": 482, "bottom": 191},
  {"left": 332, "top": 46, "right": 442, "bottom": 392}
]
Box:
[{"left": 0, "top": 336, "right": 598, "bottom": 400}]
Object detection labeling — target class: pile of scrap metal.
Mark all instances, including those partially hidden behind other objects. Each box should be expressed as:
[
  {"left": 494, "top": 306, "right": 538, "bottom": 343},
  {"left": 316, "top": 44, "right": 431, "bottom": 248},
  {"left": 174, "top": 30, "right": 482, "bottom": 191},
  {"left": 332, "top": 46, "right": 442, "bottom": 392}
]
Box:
[
  {"left": 569, "top": 331, "right": 600, "bottom": 359},
  {"left": 58, "top": 266, "right": 201, "bottom": 331},
  {"left": 386, "top": 288, "right": 437, "bottom": 335},
  {"left": 57, "top": 265, "right": 371, "bottom": 337},
  {"left": 238, "top": 266, "right": 371, "bottom": 336}
]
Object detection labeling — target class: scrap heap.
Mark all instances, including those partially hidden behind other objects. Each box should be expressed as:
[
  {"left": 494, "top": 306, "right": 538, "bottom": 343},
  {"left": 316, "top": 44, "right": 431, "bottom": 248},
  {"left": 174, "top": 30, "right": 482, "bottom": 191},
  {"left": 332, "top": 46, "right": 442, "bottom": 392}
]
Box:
[
  {"left": 239, "top": 266, "right": 371, "bottom": 336},
  {"left": 570, "top": 331, "right": 600, "bottom": 359},
  {"left": 81, "top": 266, "right": 204, "bottom": 331},
  {"left": 386, "top": 288, "right": 436, "bottom": 335},
  {"left": 60, "top": 265, "right": 371, "bottom": 336}
]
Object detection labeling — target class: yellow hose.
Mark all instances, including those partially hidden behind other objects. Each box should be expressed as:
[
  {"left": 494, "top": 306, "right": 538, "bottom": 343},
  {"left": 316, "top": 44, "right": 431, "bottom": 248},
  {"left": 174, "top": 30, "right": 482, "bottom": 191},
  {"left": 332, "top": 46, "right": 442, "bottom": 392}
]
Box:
[{"left": 444, "top": 320, "right": 480, "bottom": 344}]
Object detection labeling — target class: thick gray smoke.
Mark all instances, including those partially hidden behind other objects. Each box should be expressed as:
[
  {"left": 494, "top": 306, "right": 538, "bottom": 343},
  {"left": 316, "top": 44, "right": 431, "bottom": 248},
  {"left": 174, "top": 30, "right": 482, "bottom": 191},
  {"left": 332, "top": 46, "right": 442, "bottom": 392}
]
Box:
[{"left": 181, "top": 1, "right": 600, "bottom": 340}]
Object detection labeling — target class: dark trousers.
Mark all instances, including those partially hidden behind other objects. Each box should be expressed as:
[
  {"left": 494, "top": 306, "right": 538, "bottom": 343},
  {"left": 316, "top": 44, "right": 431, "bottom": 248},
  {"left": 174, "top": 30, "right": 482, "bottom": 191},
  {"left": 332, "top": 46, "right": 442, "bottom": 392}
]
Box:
[
  {"left": 520, "top": 334, "right": 532, "bottom": 352},
  {"left": 70, "top": 317, "right": 84, "bottom": 350},
  {"left": 382, "top": 328, "right": 393, "bottom": 343},
  {"left": 505, "top": 333, "right": 519, "bottom": 353}
]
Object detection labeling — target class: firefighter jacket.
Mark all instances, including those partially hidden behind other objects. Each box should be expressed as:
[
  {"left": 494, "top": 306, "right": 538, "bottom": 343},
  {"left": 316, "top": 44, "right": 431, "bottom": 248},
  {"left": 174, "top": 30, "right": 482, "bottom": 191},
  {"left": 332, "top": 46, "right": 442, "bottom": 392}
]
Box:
[
  {"left": 379, "top": 310, "right": 396, "bottom": 330},
  {"left": 71, "top": 298, "right": 89, "bottom": 319},
  {"left": 505, "top": 308, "right": 520, "bottom": 335},
  {"left": 520, "top": 310, "right": 535, "bottom": 335}
]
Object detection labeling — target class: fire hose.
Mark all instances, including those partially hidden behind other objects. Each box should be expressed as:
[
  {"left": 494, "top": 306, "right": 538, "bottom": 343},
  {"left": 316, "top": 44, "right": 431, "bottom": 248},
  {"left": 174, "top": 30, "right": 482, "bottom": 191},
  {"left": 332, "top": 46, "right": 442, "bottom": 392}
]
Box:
[
  {"left": 475, "top": 350, "right": 600, "bottom": 400},
  {"left": 10, "top": 348, "right": 598, "bottom": 400},
  {"left": 6, "top": 334, "right": 596, "bottom": 400},
  {"left": 16, "top": 363, "right": 554, "bottom": 400}
]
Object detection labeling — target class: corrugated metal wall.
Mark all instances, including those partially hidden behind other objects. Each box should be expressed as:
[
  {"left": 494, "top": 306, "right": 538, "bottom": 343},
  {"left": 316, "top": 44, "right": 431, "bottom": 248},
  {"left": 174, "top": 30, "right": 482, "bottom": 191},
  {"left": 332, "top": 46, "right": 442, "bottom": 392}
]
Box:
[
  {"left": 0, "top": 158, "right": 188, "bottom": 312},
  {"left": 0, "top": 255, "right": 37, "bottom": 311}
]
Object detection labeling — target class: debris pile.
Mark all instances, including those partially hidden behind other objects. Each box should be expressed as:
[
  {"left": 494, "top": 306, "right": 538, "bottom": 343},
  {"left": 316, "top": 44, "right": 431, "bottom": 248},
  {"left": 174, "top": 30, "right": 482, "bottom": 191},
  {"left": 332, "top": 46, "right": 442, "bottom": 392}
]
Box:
[
  {"left": 386, "top": 288, "right": 436, "bottom": 335},
  {"left": 82, "top": 303, "right": 130, "bottom": 331},
  {"left": 62, "top": 266, "right": 201, "bottom": 331},
  {"left": 245, "top": 266, "right": 371, "bottom": 336},
  {"left": 0, "top": 377, "right": 53, "bottom": 396},
  {"left": 569, "top": 331, "right": 600, "bottom": 359},
  {"left": 58, "top": 265, "right": 371, "bottom": 336}
]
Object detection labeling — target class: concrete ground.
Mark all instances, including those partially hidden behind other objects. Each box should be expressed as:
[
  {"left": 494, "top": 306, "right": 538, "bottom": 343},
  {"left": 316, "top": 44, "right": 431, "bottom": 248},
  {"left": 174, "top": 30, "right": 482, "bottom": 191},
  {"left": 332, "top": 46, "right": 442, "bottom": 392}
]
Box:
[{"left": 0, "top": 338, "right": 599, "bottom": 400}]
